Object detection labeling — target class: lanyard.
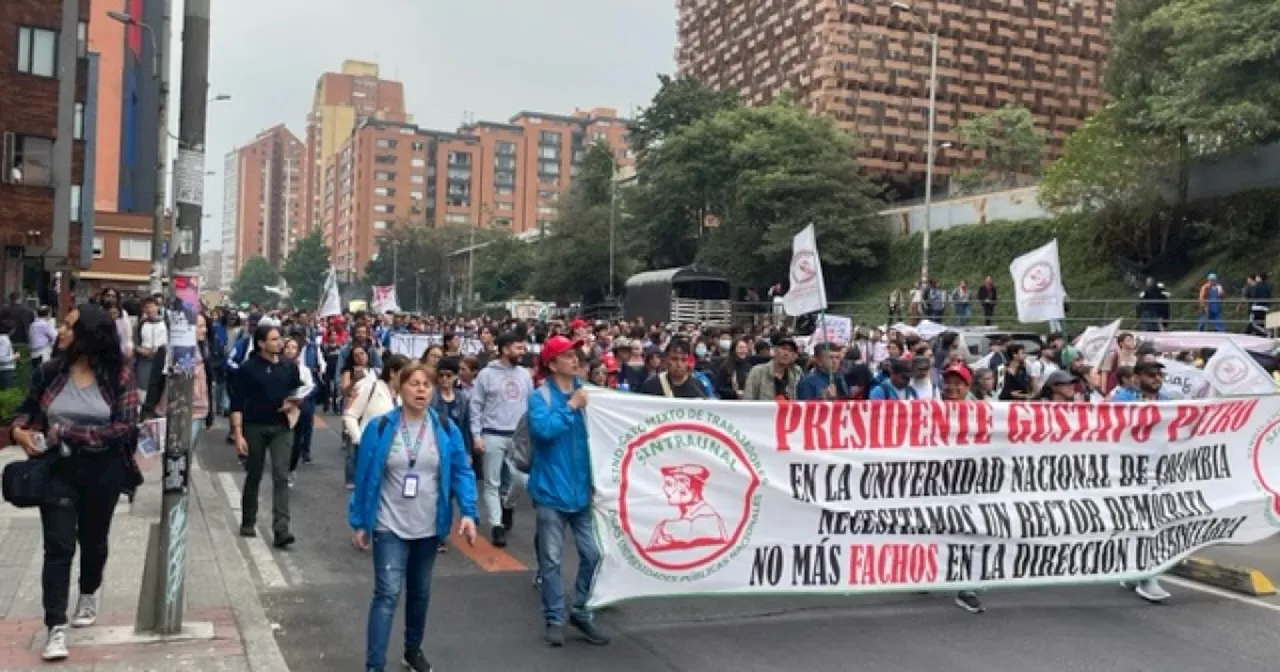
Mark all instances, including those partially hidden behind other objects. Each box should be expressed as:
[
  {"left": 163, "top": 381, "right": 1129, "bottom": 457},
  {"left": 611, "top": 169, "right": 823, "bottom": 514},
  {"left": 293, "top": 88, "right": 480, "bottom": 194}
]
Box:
[{"left": 399, "top": 418, "right": 429, "bottom": 469}]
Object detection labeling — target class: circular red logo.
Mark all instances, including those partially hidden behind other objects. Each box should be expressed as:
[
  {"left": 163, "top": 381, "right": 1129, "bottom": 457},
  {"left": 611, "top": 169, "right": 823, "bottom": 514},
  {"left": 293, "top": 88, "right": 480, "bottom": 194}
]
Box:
[
  {"left": 617, "top": 423, "right": 761, "bottom": 573},
  {"left": 1212, "top": 355, "right": 1249, "bottom": 386},
  {"left": 502, "top": 379, "right": 522, "bottom": 401},
  {"left": 790, "top": 251, "right": 818, "bottom": 286},
  {"left": 1250, "top": 416, "right": 1280, "bottom": 517},
  {"left": 1020, "top": 262, "right": 1054, "bottom": 294},
  {"left": 1079, "top": 334, "right": 1107, "bottom": 361}
]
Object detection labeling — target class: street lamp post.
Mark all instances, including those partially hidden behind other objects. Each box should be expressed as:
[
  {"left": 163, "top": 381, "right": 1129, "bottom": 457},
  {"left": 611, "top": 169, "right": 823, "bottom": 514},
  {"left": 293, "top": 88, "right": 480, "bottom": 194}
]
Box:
[
  {"left": 608, "top": 163, "right": 617, "bottom": 301},
  {"left": 415, "top": 269, "right": 424, "bottom": 313},
  {"left": 892, "top": 2, "right": 939, "bottom": 284}
]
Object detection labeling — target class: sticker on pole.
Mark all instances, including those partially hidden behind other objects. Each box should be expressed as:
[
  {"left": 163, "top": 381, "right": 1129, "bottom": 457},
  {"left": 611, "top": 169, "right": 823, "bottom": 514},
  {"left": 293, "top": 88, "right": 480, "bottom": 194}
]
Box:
[{"left": 174, "top": 149, "right": 205, "bottom": 207}]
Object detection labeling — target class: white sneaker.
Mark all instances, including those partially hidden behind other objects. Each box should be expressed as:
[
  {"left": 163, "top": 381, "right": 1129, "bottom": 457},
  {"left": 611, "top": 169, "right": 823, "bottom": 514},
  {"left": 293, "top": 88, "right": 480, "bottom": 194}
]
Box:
[
  {"left": 42, "top": 625, "right": 68, "bottom": 661},
  {"left": 70, "top": 593, "right": 98, "bottom": 627},
  {"left": 1135, "top": 578, "right": 1171, "bottom": 603}
]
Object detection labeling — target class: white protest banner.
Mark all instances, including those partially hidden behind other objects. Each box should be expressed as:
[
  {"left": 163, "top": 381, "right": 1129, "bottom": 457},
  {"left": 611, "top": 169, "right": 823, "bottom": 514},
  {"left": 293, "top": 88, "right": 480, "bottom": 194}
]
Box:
[
  {"left": 317, "top": 267, "right": 341, "bottom": 319},
  {"left": 1204, "top": 339, "right": 1276, "bottom": 396},
  {"left": 372, "top": 285, "right": 401, "bottom": 314},
  {"left": 390, "top": 332, "right": 483, "bottom": 359},
  {"left": 782, "top": 224, "right": 828, "bottom": 316},
  {"left": 1161, "top": 359, "right": 1212, "bottom": 399},
  {"left": 1009, "top": 240, "right": 1066, "bottom": 323},
  {"left": 586, "top": 394, "right": 1280, "bottom": 606},
  {"left": 810, "top": 315, "right": 853, "bottom": 350},
  {"left": 1075, "top": 319, "right": 1121, "bottom": 370}
]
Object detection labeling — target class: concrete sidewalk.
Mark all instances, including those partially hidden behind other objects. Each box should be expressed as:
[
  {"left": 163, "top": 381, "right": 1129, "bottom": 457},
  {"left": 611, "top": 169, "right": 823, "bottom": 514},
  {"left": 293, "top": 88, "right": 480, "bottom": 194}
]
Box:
[{"left": 0, "top": 445, "right": 289, "bottom": 671}]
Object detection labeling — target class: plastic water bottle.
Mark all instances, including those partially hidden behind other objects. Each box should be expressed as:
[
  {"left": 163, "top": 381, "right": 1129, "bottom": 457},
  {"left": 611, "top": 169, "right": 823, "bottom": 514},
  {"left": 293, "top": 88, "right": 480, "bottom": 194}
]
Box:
[{"left": 618, "top": 380, "right": 630, "bottom": 392}]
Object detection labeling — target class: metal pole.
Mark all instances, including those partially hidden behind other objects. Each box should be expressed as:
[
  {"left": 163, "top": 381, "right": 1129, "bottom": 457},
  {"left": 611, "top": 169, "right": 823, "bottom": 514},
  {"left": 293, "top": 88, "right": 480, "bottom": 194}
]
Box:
[
  {"left": 136, "top": 0, "right": 211, "bottom": 635},
  {"left": 148, "top": 13, "right": 169, "bottom": 295},
  {"left": 608, "top": 162, "right": 616, "bottom": 300},
  {"left": 392, "top": 241, "right": 398, "bottom": 302},
  {"left": 467, "top": 223, "right": 476, "bottom": 310},
  {"left": 921, "top": 31, "right": 938, "bottom": 284}
]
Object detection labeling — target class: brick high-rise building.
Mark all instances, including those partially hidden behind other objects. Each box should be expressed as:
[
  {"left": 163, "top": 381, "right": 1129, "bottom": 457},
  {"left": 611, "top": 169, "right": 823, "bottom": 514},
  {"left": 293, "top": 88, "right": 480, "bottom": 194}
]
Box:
[
  {"left": 302, "top": 60, "right": 407, "bottom": 243},
  {"left": 675, "top": 0, "right": 1112, "bottom": 184},
  {"left": 222, "top": 125, "right": 302, "bottom": 286},
  {"left": 321, "top": 107, "right": 634, "bottom": 280},
  {"left": 1, "top": 0, "right": 91, "bottom": 308}
]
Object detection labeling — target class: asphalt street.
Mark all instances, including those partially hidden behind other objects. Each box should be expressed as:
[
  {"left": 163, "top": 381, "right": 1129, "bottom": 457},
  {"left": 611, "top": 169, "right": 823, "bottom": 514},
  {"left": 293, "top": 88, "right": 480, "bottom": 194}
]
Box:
[{"left": 196, "top": 411, "right": 1280, "bottom": 672}]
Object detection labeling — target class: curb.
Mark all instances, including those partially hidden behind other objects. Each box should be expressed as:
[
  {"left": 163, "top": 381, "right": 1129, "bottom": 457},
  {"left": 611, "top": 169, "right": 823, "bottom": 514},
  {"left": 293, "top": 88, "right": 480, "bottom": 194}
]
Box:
[
  {"left": 1171, "top": 556, "right": 1277, "bottom": 597},
  {"left": 190, "top": 457, "right": 292, "bottom": 672}
]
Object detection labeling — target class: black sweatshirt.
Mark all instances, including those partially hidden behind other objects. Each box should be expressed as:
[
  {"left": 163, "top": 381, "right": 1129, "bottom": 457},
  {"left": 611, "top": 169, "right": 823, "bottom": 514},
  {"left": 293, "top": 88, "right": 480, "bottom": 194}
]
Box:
[{"left": 230, "top": 353, "right": 302, "bottom": 427}]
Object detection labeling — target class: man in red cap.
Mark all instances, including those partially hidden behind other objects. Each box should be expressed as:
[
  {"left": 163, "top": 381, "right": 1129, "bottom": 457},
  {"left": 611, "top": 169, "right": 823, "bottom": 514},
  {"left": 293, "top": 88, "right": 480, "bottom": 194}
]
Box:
[
  {"left": 937, "top": 363, "right": 985, "bottom": 615},
  {"left": 526, "top": 335, "right": 610, "bottom": 647}
]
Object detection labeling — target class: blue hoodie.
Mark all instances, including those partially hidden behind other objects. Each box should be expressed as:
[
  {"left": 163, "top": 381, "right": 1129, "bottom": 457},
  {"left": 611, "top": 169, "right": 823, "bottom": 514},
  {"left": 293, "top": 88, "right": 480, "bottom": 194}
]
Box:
[
  {"left": 347, "top": 406, "right": 478, "bottom": 536},
  {"left": 527, "top": 379, "right": 593, "bottom": 513}
]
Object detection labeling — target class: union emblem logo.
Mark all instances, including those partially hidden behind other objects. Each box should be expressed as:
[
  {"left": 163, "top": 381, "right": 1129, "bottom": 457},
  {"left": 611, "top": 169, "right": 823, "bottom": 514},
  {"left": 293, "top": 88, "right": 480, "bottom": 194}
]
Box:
[{"left": 1020, "top": 261, "right": 1054, "bottom": 294}]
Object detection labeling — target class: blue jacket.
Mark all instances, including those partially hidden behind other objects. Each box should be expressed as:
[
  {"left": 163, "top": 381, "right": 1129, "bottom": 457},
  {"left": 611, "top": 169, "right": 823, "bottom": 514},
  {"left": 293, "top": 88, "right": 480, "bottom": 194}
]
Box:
[
  {"left": 527, "top": 379, "right": 592, "bottom": 513},
  {"left": 347, "top": 406, "right": 478, "bottom": 536},
  {"left": 797, "top": 369, "right": 849, "bottom": 401}
]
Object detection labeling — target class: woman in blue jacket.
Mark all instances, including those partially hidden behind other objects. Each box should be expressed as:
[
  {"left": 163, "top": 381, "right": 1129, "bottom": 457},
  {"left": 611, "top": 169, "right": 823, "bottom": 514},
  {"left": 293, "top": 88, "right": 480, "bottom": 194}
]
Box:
[{"left": 348, "top": 362, "right": 478, "bottom": 672}]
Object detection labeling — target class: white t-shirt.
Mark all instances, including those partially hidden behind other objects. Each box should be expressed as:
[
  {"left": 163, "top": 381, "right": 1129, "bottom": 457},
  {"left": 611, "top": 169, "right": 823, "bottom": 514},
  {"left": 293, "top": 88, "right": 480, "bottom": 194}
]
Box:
[
  {"left": 1027, "top": 358, "right": 1058, "bottom": 390},
  {"left": 910, "top": 376, "right": 938, "bottom": 400},
  {"left": 139, "top": 319, "right": 168, "bottom": 351}
]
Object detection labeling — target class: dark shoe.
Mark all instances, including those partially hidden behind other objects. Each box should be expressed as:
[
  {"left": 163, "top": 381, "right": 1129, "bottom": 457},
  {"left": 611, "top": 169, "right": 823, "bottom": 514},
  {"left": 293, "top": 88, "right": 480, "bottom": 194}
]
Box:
[
  {"left": 544, "top": 624, "right": 565, "bottom": 647},
  {"left": 491, "top": 526, "right": 507, "bottom": 548},
  {"left": 954, "top": 591, "right": 985, "bottom": 614},
  {"left": 273, "top": 532, "right": 296, "bottom": 549},
  {"left": 501, "top": 507, "right": 515, "bottom": 531},
  {"left": 239, "top": 525, "right": 256, "bottom": 538},
  {"left": 302, "top": 454, "right": 313, "bottom": 465},
  {"left": 569, "top": 616, "right": 610, "bottom": 646},
  {"left": 402, "top": 648, "right": 432, "bottom": 672}
]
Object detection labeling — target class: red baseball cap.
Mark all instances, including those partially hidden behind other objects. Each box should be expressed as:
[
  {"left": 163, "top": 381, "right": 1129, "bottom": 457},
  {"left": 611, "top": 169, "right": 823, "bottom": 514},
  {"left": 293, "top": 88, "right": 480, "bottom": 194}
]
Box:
[
  {"left": 569, "top": 318, "right": 589, "bottom": 331},
  {"left": 943, "top": 365, "right": 972, "bottom": 385},
  {"left": 541, "top": 335, "right": 581, "bottom": 363}
]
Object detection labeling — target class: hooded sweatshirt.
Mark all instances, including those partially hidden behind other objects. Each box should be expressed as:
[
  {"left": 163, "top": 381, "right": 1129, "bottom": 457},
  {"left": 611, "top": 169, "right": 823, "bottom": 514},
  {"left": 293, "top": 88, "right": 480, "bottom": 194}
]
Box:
[{"left": 468, "top": 358, "right": 534, "bottom": 437}]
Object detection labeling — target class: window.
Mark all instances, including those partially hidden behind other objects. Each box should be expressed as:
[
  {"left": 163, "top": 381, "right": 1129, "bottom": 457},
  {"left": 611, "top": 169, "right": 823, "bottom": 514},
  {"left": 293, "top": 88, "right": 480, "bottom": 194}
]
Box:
[
  {"left": 537, "top": 146, "right": 559, "bottom": 160},
  {"left": 445, "top": 213, "right": 469, "bottom": 224},
  {"left": 537, "top": 219, "right": 554, "bottom": 233},
  {"left": 495, "top": 141, "right": 516, "bottom": 156},
  {"left": 10, "top": 136, "right": 54, "bottom": 186},
  {"left": 70, "top": 184, "right": 81, "bottom": 221},
  {"left": 495, "top": 185, "right": 514, "bottom": 195},
  {"left": 410, "top": 141, "right": 425, "bottom": 152},
  {"left": 354, "top": 90, "right": 369, "bottom": 99},
  {"left": 539, "top": 130, "right": 561, "bottom": 146},
  {"left": 410, "top": 158, "right": 425, "bottom": 168},
  {"left": 538, "top": 161, "right": 560, "bottom": 176},
  {"left": 447, "top": 152, "right": 471, "bottom": 167},
  {"left": 120, "top": 238, "right": 150, "bottom": 261},
  {"left": 410, "top": 174, "right": 425, "bottom": 184},
  {"left": 493, "top": 217, "right": 512, "bottom": 228},
  {"left": 92, "top": 236, "right": 104, "bottom": 259},
  {"left": 410, "top": 191, "right": 423, "bottom": 200},
  {"left": 538, "top": 190, "right": 560, "bottom": 202},
  {"left": 538, "top": 206, "right": 558, "bottom": 217},
  {"left": 17, "top": 26, "right": 57, "bottom": 77},
  {"left": 494, "top": 156, "right": 516, "bottom": 171},
  {"left": 374, "top": 171, "right": 396, "bottom": 181},
  {"left": 495, "top": 201, "right": 514, "bottom": 211},
  {"left": 374, "top": 220, "right": 390, "bottom": 230},
  {"left": 73, "top": 103, "right": 84, "bottom": 140},
  {"left": 374, "top": 187, "right": 396, "bottom": 197},
  {"left": 77, "top": 21, "right": 87, "bottom": 57},
  {"left": 374, "top": 155, "right": 396, "bottom": 165},
  {"left": 494, "top": 170, "right": 515, "bottom": 186},
  {"left": 375, "top": 138, "right": 397, "bottom": 149},
  {"left": 591, "top": 131, "right": 607, "bottom": 143},
  {"left": 538, "top": 175, "right": 559, "bottom": 186},
  {"left": 374, "top": 204, "right": 394, "bottom": 214}
]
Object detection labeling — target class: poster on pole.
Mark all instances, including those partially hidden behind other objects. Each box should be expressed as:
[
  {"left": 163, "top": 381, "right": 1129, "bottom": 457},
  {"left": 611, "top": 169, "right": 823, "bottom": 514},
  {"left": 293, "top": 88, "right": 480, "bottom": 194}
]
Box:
[
  {"left": 318, "top": 267, "right": 341, "bottom": 319},
  {"left": 585, "top": 393, "right": 1280, "bottom": 606},
  {"left": 372, "top": 285, "right": 401, "bottom": 314},
  {"left": 782, "top": 224, "right": 828, "bottom": 316},
  {"left": 167, "top": 273, "right": 199, "bottom": 374},
  {"left": 1009, "top": 240, "right": 1066, "bottom": 323}
]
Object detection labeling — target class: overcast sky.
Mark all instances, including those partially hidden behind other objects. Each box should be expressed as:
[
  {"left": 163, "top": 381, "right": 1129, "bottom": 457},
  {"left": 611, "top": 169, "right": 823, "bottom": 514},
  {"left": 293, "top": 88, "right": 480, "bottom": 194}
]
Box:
[{"left": 189, "top": 0, "right": 677, "bottom": 249}]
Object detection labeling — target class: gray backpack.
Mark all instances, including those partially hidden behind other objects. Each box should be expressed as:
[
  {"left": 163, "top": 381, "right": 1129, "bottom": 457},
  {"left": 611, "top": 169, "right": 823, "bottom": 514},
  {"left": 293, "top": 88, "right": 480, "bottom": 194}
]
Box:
[{"left": 511, "top": 386, "right": 552, "bottom": 473}]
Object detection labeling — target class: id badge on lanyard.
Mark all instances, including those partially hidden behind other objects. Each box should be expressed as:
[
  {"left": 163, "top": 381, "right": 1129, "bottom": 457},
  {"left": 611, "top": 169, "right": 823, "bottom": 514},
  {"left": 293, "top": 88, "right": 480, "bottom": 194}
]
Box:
[{"left": 400, "top": 418, "right": 429, "bottom": 499}]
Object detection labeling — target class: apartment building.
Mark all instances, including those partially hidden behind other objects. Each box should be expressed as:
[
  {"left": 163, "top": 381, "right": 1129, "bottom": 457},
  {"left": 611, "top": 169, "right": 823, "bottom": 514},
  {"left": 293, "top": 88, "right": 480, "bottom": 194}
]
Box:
[
  {"left": 0, "top": 0, "right": 91, "bottom": 307},
  {"left": 302, "top": 60, "right": 407, "bottom": 241},
  {"left": 676, "top": 0, "right": 1113, "bottom": 183},
  {"left": 322, "top": 107, "right": 634, "bottom": 280},
  {"left": 223, "top": 125, "right": 302, "bottom": 284}
]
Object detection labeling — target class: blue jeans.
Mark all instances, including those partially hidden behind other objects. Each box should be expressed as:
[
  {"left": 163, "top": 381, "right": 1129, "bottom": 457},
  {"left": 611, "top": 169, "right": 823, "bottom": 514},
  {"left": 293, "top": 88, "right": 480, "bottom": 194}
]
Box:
[
  {"left": 481, "top": 435, "right": 514, "bottom": 528},
  {"left": 536, "top": 506, "right": 600, "bottom": 626},
  {"left": 367, "top": 531, "right": 440, "bottom": 669},
  {"left": 1197, "top": 310, "right": 1224, "bottom": 332},
  {"left": 954, "top": 303, "right": 970, "bottom": 325}
]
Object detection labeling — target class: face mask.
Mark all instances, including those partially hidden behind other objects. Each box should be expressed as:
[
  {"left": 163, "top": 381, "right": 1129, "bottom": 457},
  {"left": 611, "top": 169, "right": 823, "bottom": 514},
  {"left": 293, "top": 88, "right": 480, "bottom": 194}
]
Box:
[
  {"left": 719, "top": 339, "right": 732, "bottom": 351},
  {"left": 695, "top": 344, "right": 708, "bottom": 358}
]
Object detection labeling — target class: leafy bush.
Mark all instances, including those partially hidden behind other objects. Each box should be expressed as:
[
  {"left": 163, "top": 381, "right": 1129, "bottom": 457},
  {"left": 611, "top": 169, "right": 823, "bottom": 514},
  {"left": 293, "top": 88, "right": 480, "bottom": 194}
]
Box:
[{"left": 0, "top": 388, "right": 25, "bottom": 424}]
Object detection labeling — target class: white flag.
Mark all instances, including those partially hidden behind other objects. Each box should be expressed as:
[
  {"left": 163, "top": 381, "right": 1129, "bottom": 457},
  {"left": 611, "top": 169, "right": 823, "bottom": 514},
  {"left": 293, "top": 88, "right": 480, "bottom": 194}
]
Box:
[
  {"left": 1204, "top": 339, "right": 1276, "bottom": 396},
  {"left": 1009, "top": 239, "right": 1066, "bottom": 323},
  {"left": 1161, "top": 359, "right": 1212, "bottom": 399},
  {"left": 372, "top": 285, "right": 401, "bottom": 314},
  {"left": 782, "top": 224, "right": 828, "bottom": 316},
  {"left": 1074, "top": 319, "right": 1122, "bottom": 370},
  {"left": 317, "top": 267, "right": 341, "bottom": 318}
]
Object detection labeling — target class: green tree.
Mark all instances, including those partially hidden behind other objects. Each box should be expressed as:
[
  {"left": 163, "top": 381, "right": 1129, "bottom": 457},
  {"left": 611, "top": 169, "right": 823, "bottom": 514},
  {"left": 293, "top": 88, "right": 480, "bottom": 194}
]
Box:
[
  {"left": 628, "top": 97, "right": 883, "bottom": 294},
  {"left": 629, "top": 75, "right": 741, "bottom": 158},
  {"left": 473, "top": 233, "right": 534, "bottom": 302},
  {"left": 281, "top": 231, "right": 331, "bottom": 311},
  {"left": 231, "top": 256, "right": 279, "bottom": 308},
  {"left": 529, "top": 144, "right": 627, "bottom": 303},
  {"left": 956, "top": 104, "right": 1047, "bottom": 191},
  {"left": 364, "top": 223, "right": 504, "bottom": 313}
]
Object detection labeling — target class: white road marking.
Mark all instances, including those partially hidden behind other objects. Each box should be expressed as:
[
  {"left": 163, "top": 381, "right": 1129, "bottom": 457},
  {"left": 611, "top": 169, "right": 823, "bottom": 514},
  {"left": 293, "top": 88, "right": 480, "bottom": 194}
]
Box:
[
  {"left": 1165, "top": 576, "right": 1280, "bottom": 614},
  {"left": 215, "top": 467, "right": 287, "bottom": 589}
]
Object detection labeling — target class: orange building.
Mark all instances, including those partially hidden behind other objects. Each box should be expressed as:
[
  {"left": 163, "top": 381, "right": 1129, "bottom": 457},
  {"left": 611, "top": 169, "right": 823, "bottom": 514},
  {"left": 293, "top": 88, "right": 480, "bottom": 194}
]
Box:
[
  {"left": 222, "top": 125, "right": 302, "bottom": 287},
  {"left": 302, "top": 60, "right": 407, "bottom": 241},
  {"left": 322, "top": 107, "right": 634, "bottom": 280}
]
